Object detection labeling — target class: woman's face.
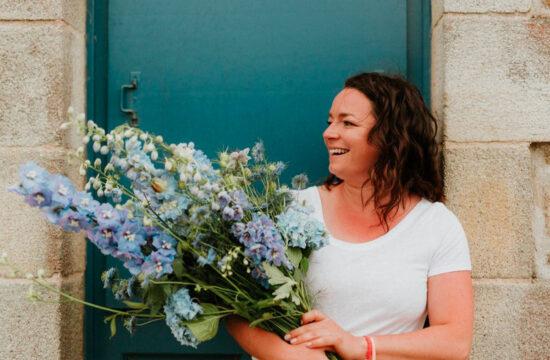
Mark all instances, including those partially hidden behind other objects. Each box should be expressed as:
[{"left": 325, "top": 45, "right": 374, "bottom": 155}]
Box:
[{"left": 323, "top": 87, "right": 378, "bottom": 184}]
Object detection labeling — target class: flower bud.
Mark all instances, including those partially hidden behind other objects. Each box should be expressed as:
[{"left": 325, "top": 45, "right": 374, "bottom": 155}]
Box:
[
  {"left": 93, "top": 142, "right": 101, "bottom": 153},
  {"left": 156, "top": 135, "right": 163, "bottom": 143},
  {"left": 82, "top": 136, "right": 90, "bottom": 144},
  {"left": 151, "top": 150, "right": 158, "bottom": 161},
  {"left": 100, "top": 145, "right": 109, "bottom": 155},
  {"left": 76, "top": 113, "right": 85, "bottom": 122},
  {"left": 76, "top": 146, "right": 84, "bottom": 156},
  {"left": 165, "top": 160, "right": 173, "bottom": 171},
  {"left": 92, "top": 134, "right": 101, "bottom": 142},
  {"left": 60, "top": 122, "right": 70, "bottom": 130},
  {"left": 124, "top": 129, "right": 133, "bottom": 138},
  {"left": 97, "top": 189, "right": 104, "bottom": 197},
  {"left": 139, "top": 133, "right": 148, "bottom": 141},
  {"left": 151, "top": 178, "right": 168, "bottom": 193},
  {"left": 87, "top": 120, "right": 95, "bottom": 128},
  {"left": 67, "top": 106, "right": 74, "bottom": 116},
  {"left": 94, "top": 158, "right": 102, "bottom": 167},
  {"left": 84, "top": 182, "right": 91, "bottom": 191},
  {"left": 79, "top": 165, "right": 86, "bottom": 176}
]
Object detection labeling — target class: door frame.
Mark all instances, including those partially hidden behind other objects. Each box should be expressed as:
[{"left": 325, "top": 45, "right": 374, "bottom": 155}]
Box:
[{"left": 84, "top": 1, "right": 432, "bottom": 358}]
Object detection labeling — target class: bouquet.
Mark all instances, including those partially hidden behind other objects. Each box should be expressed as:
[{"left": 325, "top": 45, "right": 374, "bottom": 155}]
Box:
[{"left": 2, "top": 107, "right": 340, "bottom": 359}]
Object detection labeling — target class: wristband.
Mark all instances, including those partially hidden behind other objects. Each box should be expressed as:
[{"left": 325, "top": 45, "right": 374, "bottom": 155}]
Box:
[{"left": 363, "top": 336, "right": 373, "bottom": 360}]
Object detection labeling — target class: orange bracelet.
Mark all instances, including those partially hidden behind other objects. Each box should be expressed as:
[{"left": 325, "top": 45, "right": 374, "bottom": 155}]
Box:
[{"left": 363, "top": 335, "right": 373, "bottom": 359}]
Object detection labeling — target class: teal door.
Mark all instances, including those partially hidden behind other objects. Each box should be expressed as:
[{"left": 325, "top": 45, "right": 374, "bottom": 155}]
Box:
[{"left": 85, "top": 0, "right": 431, "bottom": 358}]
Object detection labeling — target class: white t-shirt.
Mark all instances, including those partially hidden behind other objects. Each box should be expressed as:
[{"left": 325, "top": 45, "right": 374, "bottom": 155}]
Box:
[
  {"left": 296, "top": 186, "right": 472, "bottom": 336},
  {"left": 250, "top": 187, "right": 471, "bottom": 359}
]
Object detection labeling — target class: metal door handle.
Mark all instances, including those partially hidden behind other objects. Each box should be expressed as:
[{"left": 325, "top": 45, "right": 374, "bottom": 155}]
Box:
[{"left": 120, "top": 72, "right": 140, "bottom": 127}]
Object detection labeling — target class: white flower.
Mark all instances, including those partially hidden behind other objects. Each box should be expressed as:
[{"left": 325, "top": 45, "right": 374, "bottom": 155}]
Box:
[
  {"left": 97, "top": 189, "right": 104, "bottom": 197},
  {"left": 93, "top": 142, "right": 101, "bottom": 153},
  {"left": 82, "top": 136, "right": 90, "bottom": 144},
  {"left": 124, "top": 129, "right": 134, "bottom": 138},
  {"left": 156, "top": 135, "right": 163, "bottom": 143},
  {"left": 76, "top": 113, "right": 85, "bottom": 122},
  {"left": 100, "top": 146, "right": 109, "bottom": 155},
  {"left": 94, "top": 158, "right": 102, "bottom": 167},
  {"left": 139, "top": 133, "right": 148, "bottom": 141},
  {"left": 60, "top": 122, "right": 70, "bottom": 130},
  {"left": 92, "top": 134, "right": 101, "bottom": 142},
  {"left": 84, "top": 182, "right": 91, "bottom": 191},
  {"left": 115, "top": 134, "right": 122, "bottom": 142},
  {"left": 79, "top": 165, "right": 86, "bottom": 176},
  {"left": 151, "top": 150, "right": 158, "bottom": 161},
  {"left": 67, "top": 106, "right": 74, "bottom": 116},
  {"left": 76, "top": 146, "right": 84, "bottom": 156},
  {"left": 87, "top": 120, "right": 95, "bottom": 128}
]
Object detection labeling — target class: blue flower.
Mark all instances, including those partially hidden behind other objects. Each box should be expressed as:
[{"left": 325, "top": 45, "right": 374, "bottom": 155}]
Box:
[
  {"left": 88, "top": 223, "right": 121, "bottom": 255},
  {"left": 164, "top": 288, "right": 203, "bottom": 348},
  {"left": 18, "top": 162, "right": 50, "bottom": 190},
  {"left": 24, "top": 186, "right": 53, "bottom": 208},
  {"left": 276, "top": 207, "right": 328, "bottom": 250},
  {"left": 58, "top": 209, "right": 92, "bottom": 232},
  {"left": 142, "top": 251, "right": 175, "bottom": 278},
  {"left": 197, "top": 248, "right": 216, "bottom": 267},
  {"left": 102, "top": 267, "right": 118, "bottom": 289},
  {"left": 73, "top": 191, "right": 99, "bottom": 215},
  {"left": 117, "top": 219, "right": 146, "bottom": 253},
  {"left": 49, "top": 174, "right": 75, "bottom": 208},
  {"left": 94, "top": 203, "right": 122, "bottom": 227},
  {"left": 152, "top": 233, "right": 178, "bottom": 255}
]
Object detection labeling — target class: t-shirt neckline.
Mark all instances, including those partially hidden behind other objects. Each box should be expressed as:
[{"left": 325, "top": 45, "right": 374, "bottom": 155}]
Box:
[{"left": 312, "top": 186, "right": 428, "bottom": 250}]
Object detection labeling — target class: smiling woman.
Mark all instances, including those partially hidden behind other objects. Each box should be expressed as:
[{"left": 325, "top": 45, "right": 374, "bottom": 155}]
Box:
[{"left": 226, "top": 73, "right": 473, "bottom": 360}]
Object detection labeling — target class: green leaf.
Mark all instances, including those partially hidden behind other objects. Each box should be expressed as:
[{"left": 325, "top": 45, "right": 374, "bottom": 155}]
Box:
[
  {"left": 249, "top": 312, "right": 274, "bottom": 327},
  {"left": 172, "top": 258, "right": 184, "bottom": 278},
  {"left": 262, "top": 262, "right": 289, "bottom": 285},
  {"left": 286, "top": 247, "right": 302, "bottom": 269},
  {"left": 293, "top": 268, "right": 305, "bottom": 283},
  {"left": 122, "top": 300, "right": 147, "bottom": 309},
  {"left": 299, "top": 257, "right": 309, "bottom": 273},
  {"left": 291, "top": 292, "right": 301, "bottom": 306},
  {"left": 183, "top": 303, "right": 222, "bottom": 342},
  {"left": 273, "top": 282, "right": 294, "bottom": 301},
  {"left": 109, "top": 317, "right": 117, "bottom": 339}
]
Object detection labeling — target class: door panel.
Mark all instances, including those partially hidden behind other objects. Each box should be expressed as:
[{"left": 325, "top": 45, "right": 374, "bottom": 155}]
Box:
[{"left": 86, "top": 1, "right": 430, "bottom": 359}]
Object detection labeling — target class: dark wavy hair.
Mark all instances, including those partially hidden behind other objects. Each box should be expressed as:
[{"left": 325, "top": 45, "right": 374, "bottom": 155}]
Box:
[{"left": 323, "top": 72, "right": 444, "bottom": 232}]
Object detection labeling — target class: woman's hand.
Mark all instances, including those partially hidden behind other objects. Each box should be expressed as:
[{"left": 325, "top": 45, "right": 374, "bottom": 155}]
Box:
[{"left": 284, "top": 310, "right": 366, "bottom": 360}]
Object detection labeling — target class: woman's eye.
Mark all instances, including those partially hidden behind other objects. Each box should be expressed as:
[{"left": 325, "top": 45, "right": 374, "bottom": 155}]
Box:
[{"left": 344, "top": 121, "right": 355, "bottom": 126}]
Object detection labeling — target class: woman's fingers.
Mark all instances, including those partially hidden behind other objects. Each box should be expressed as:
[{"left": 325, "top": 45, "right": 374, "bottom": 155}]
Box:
[{"left": 301, "top": 309, "right": 326, "bottom": 325}]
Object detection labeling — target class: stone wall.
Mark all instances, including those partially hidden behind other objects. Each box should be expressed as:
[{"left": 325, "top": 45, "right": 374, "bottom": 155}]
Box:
[
  {"left": 0, "top": 1, "right": 86, "bottom": 359},
  {"left": 432, "top": 0, "right": 550, "bottom": 358},
  {"left": 1, "top": 0, "right": 549, "bottom": 359}
]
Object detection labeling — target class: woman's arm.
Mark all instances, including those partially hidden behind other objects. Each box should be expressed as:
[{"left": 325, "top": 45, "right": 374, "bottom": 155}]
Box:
[
  {"left": 371, "top": 270, "right": 474, "bottom": 360},
  {"left": 225, "top": 315, "right": 329, "bottom": 360}
]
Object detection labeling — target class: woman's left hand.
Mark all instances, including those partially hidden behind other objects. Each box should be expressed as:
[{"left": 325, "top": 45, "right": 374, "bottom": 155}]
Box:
[{"left": 284, "top": 310, "right": 366, "bottom": 360}]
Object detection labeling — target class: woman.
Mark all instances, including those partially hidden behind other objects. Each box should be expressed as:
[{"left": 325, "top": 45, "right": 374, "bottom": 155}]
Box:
[{"left": 226, "top": 72, "right": 474, "bottom": 360}]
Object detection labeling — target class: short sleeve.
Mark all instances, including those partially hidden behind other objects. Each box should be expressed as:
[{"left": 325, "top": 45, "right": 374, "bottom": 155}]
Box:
[{"left": 428, "top": 215, "right": 472, "bottom": 277}]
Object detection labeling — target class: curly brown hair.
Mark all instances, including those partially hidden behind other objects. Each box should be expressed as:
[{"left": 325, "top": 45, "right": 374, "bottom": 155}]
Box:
[{"left": 323, "top": 72, "right": 444, "bottom": 232}]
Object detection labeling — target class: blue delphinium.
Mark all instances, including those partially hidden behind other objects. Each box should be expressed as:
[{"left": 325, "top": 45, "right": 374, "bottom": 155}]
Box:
[
  {"left": 231, "top": 213, "right": 293, "bottom": 286},
  {"left": 164, "top": 288, "right": 203, "bottom": 348},
  {"left": 276, "top": 206, "right": 328, "bottom": 250},
  {"left": 141, "top": 250, "right": 175, "bottom": 278}
]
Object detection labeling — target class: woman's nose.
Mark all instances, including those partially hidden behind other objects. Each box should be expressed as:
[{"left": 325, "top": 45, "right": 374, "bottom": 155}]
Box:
[{"left": 323, "top": 123, "right": 339, "bottom": 140}]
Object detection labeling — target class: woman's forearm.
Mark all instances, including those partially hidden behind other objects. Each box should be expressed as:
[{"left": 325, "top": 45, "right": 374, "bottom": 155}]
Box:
[
  {"left": 372, "top": 324, "right": 471, "bottom": 360},
  {"left": 225, "top": 315, "right": 297, "bottom": 360}
]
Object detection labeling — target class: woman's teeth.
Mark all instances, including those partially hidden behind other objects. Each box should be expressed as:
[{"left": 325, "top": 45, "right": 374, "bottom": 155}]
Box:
[{"left": 329, "top": 149, "right": 349, "bottom": 155}]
